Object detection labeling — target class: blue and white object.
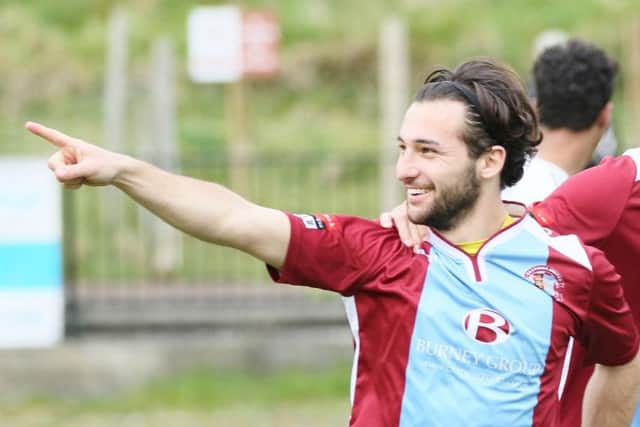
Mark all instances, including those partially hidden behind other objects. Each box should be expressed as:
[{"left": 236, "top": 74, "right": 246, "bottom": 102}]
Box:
[{"left": 0, "top": 157, "right": 63, "bottom": 348}]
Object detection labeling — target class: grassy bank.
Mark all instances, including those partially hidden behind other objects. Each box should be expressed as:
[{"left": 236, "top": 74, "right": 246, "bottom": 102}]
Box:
[{"left": 2, "top": 363, "right": 352, "bottom": 427}]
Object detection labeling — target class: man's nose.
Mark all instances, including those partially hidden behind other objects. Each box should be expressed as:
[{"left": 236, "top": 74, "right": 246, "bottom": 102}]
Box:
[{"left": 396, "top": 154, "right": 419, "bottom": 183}]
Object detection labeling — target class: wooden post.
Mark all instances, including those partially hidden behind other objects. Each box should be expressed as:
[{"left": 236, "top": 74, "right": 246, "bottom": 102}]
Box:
[
  {"left": 103, "top": 7, "right": 128, "bottom": 196},
  {"left": 226, "top": 80, "right": 250, "bottom": 195},
  {"left": 626, "top": 16, "right": 640, "bottom": 148},
  {"left": 378, "top": 17, "right": 409, "bottom": 212},
  {"left": 104, "top": 7, "right": 128, "bottom": 154},
  {"left": 147, "top": 37, "right": 182, "bottom": 278},
  {"left": 103, "top": 7, "right": 129, "bottom": 263}
]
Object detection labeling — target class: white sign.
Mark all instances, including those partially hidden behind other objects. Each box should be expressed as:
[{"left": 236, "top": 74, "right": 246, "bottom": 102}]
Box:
[
  {"left": 0, "top": 157, "right": 63, "bottom": 348},
  {"left": 187, "top": 5, "right": 243, "bottom": 83}
]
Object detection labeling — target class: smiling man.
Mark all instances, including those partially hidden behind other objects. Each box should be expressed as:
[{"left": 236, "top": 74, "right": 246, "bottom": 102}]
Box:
[
  {"left": 398, "top": 100, "right": 482, "bottom": 232},
  {"left": 383, "top": 40, "right": 637, "bottom": 427},
  {"left": 27, "top": 58, "right": 640, "bottom": 426}
]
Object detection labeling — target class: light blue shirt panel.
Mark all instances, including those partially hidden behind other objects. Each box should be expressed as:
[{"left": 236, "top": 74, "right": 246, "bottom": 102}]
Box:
[
  {"left": 631, "top": 407, "right": 640, "bottom": 427},
  {"left": 399, "top": 231, "right": 555, "bottom": 427}
]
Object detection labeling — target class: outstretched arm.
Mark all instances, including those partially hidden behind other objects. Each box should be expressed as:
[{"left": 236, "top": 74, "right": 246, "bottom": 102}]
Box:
[
  {"left": 582, "top": 351, "right": 640, "bottom": 427},
  {"left": 26, "top": 122, "right": 290, "bottom": 268}
]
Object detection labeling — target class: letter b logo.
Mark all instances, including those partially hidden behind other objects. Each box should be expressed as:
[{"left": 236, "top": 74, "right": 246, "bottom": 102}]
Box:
[{"left": 463, "top": 308, "right": 511, "bottom": 344}]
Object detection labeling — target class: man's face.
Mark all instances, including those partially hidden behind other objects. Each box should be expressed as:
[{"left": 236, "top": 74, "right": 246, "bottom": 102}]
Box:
[{"left": 396, "top": 99, "right": 481, "bottom": 231}]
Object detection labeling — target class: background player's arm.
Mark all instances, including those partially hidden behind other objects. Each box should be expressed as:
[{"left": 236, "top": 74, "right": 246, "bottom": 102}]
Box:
[
  {"left": 579, "top": 248, "right": 640, "bottom": 426},
  {"left": 26, "top": 122, "right": 290, "bottom": 269},
  {"left": 530, "top": 154, "right": 636, "bottom": 242},
  {"left": 582, "top": 350, "right": 640, "bottom": 427}
]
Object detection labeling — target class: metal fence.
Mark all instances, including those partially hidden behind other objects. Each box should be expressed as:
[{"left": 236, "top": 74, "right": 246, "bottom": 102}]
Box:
[{"left": 62, "top": 150, "right": 388, "bottom": 332}]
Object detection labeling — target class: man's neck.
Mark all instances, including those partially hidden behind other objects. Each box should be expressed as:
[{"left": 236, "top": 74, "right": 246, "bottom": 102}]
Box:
[
  {"left": 537, "top": 126, "right": 602, "bottom": 176},
  {"left": 439, "top": 191, "right": 508, "bottom": 245}
]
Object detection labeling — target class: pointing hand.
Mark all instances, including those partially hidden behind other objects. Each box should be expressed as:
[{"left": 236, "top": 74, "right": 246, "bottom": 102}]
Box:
[{"left": 25, "top": 121, "right": 125, "bottom": 189}]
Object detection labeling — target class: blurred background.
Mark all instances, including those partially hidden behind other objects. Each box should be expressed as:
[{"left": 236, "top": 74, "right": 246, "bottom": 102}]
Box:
[{"left": 2, "top": 0, "right": 640, "bottom": 425}]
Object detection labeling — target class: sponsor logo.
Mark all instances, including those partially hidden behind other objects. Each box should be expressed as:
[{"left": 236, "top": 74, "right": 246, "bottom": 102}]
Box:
[
  {"left": 293, "top": 214, "right": 340, "bottom": 231},
  {"left": 294, "top": 214, "right": 326, "bottom": 230},
  {"left": 530, "top": 204, "right": 554, "bottom": 227},
  {"left": 524, "top": 265, "right": 564, "bottom": 301},
  {"left": 414, "top": 338, "right": 544, "bottom": 378},
  {"left": 462, "top": 308, "right": 511, "bottom": 345},
  {"left": 318, "top": 214, "right": 339, "bottom": 231}
]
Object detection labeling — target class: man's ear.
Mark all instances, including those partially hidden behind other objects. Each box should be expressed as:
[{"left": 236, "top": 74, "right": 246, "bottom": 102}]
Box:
[
  {"left": 596, "top": 102, "right": 613, "bottom": 129},
  {"left": 477, "top": 145, "right": 506, "bottom": 180}
]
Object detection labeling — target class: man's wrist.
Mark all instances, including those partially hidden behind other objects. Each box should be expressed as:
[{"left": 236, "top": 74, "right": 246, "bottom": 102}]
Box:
[{"left": 113, "top": 153, "right": 143, "bottom": 188}]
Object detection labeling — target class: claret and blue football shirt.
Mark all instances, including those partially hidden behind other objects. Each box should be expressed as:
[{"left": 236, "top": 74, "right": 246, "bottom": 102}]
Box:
[
  {"left": 531, "top": 148, "right": 640, "bottom": 427},
  {"left": 268, "top": 208, "right": 638, "bottom": 427}
]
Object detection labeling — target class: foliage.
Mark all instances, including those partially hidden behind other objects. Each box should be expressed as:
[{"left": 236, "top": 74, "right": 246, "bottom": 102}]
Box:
[
  {"left": 3, "top": 0, "right": 639, "bottom": 283},
  {"left": 4, "top": 0, "right": 638, "bottom": 156}
]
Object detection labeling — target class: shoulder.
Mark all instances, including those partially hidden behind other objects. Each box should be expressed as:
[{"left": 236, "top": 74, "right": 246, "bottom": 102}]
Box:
[
  {"left": 528, "top": 219, "right": 592, "bottom": 268},
  {"left": 530, "top": 153, "right": 640, "bottom": 239},
  {"left": 522, "top": 217, "right": 594, "bottom": 273},
  {"left": 566, "top": 152, "right": 639, "bottom": 190},
  {"left": 536, "top": 223, "right": 622, "bottom": 301},
  {"left": 523, "top": 221, "right": 616, "bottom": 319},
  {"left": 274, "top": 213, "right": 415, "bottom": 295},
  {"left": 287, "top": 212, "right": 405, "bottom": 252},
  {"left": 289, "top": 213, "right": 374, "bottom": 232}
]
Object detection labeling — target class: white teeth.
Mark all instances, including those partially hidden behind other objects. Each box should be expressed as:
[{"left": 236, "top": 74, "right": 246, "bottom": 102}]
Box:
[{"left": 407, "top": 188, "right": 429, "bottom": 196}]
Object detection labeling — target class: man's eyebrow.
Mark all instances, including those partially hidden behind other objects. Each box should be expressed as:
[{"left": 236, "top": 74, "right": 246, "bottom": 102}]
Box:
[{"left": 396, "top": 136, "right": 441, "bottom": 146}]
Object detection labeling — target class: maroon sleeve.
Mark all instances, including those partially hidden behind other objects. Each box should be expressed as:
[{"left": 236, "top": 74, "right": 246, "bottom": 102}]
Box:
[
  {"left": 530, "top": 156, "right": 637, "bottom": 246},
  {"left": 267, "top": 212, "right": 410, "bottom": 296},
  {"left": 578, "top": 247, "right": 640, "bottom": 366}
]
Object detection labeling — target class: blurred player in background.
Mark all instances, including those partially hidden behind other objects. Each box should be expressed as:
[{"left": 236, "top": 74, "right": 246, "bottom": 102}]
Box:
[{"left": 502, "top": 37, "right": 618, "bottom": 205}]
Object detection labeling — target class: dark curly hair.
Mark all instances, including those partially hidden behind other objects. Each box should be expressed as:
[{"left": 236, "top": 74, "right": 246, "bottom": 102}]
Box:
[
  {"left": 533, "top": 38, "right": 617, "bottom": 131},
  {"left": 415, "top": 58, "right": 542, "bottom": 188}
]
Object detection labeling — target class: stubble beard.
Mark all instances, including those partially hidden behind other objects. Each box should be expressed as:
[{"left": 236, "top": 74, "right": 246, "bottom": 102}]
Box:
[{"left": 408, "top": 163, "right": 481, "bottom": 232}]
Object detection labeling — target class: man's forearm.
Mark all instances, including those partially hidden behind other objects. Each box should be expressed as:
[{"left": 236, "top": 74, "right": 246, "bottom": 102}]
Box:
[
  {"left": 113, "top": 155, "right": 248, "bottom": 242},
  {"left": 582, "top": 351, "right": 640, "bottom": 427},
  {"left": 112, "top": 155, "right": 289, "bottom": 268},
  {"left": 25, "top": 121, "right": 290, "bottom": 268}
]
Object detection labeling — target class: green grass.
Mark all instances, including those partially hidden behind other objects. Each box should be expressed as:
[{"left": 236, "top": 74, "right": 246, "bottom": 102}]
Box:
[
  {"left": 2, "top": 364, "right": 352, "bottom": 427},
  {"left": 103, "top": 365, "right": 350, "bottom": 410}
]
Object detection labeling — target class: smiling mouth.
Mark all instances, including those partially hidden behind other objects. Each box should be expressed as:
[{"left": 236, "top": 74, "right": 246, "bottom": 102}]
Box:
[{"left": 407, "top": 187, "right": 434, "bottom": 197}]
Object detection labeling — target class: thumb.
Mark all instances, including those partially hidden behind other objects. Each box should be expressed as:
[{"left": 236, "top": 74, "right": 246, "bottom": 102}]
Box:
[
  {"left": 379, "top": 212, "right": 393, "bottom": 228},
  {"left": 56, "top": 162, "right": 94, "bottom": 182}
]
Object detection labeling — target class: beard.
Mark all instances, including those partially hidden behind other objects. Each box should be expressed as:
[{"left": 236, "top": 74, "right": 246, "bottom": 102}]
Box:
[{"left": 408, "top": 162, "right": 481, "bottom": 232}]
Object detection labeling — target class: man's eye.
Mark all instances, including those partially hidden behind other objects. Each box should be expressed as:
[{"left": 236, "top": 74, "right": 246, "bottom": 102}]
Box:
[{"left": 420, "top": 147, "right": 436, "bottom": 155}]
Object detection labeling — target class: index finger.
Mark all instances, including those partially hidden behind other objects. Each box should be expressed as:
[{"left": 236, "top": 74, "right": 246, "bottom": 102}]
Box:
[{"left": 24, "top": 121, "right": 77, "bottom": 149}]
